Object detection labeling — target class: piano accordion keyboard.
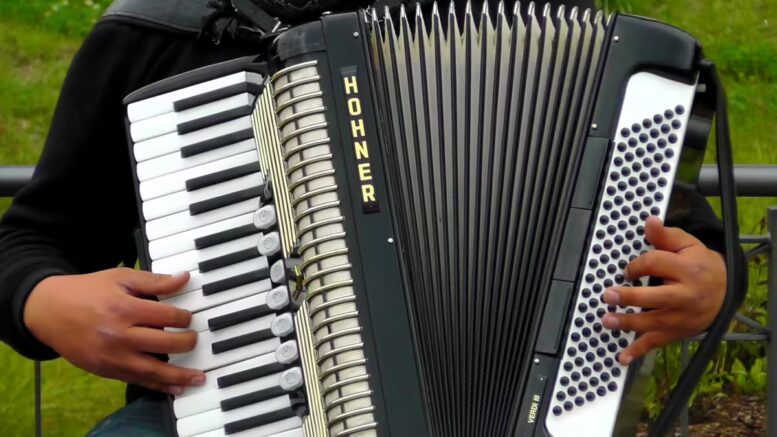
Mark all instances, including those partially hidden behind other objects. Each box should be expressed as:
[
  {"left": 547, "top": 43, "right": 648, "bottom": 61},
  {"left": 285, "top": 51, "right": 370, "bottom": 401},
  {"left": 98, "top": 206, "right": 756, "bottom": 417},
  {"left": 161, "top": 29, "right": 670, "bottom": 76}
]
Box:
[{"left": 124, "top": 60, "right": 323, "bottom": 437}]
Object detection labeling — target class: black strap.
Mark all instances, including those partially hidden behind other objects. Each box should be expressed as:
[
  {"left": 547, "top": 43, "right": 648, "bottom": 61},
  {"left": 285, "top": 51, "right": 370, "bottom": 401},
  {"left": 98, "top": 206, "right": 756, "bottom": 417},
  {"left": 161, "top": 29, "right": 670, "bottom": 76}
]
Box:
[
  {"left": 102, "top": 0, "right": 278, "bottom": 38},
  {"left": 648, "top": 61, "right": 742, "bottom": 437}
]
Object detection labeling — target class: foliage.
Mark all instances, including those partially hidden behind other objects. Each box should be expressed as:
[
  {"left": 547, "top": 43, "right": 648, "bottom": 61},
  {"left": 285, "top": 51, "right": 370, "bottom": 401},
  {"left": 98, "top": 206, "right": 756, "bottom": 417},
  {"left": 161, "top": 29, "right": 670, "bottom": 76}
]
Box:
[{"left": 0, "top": 0, "right": 114, "bottom": 37}]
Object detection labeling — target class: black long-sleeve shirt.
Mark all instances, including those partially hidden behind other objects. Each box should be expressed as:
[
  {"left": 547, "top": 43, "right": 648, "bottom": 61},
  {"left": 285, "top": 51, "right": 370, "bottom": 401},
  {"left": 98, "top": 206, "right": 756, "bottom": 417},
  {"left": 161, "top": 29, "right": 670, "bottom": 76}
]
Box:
[{"left": 0, "top": 0, "right": 742, "bottom": 367}]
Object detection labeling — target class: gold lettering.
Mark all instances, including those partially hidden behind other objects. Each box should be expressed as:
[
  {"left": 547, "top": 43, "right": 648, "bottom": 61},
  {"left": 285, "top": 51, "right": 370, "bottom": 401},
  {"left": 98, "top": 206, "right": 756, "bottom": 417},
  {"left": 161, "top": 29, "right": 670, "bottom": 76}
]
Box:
[
  {"left": 347, "top": 97, "right": 361, "bottom": 116},
  {"left": 358, "top": 163, "right": 372, "bottom": 181},
  {"left": 351, "top": 119, "right": 365, "bottom": 138},
  {"left": 361, "top": 185, "right": 376, "bottom": 203},
  {"left": 343, "top": 76, "right": 359, "bottom": 95},
  {"left": 354, "top": 140, "right": 369, "bottom": 160}
]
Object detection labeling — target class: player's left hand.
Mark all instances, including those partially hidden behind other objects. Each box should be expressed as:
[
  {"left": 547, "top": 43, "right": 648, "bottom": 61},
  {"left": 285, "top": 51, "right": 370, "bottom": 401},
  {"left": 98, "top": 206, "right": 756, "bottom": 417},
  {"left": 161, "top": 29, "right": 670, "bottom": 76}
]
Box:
[{"left": 601, "top": 216, "right": 727, "bottom": 365}]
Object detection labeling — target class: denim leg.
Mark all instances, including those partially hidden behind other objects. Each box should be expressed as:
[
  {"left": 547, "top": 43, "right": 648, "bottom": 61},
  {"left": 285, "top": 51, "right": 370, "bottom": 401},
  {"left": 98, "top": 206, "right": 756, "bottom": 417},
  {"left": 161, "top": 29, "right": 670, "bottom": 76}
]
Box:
[{"left": 86, "top": 396, "right": 170, "bottom": 437}]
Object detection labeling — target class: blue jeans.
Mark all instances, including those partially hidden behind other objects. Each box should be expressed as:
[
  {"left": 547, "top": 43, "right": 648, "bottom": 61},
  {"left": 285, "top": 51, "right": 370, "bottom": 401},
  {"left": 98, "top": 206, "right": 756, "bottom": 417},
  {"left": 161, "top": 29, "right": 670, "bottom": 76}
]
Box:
[{"left": 86, "top": 396, "right": 169, "bottom": 437}]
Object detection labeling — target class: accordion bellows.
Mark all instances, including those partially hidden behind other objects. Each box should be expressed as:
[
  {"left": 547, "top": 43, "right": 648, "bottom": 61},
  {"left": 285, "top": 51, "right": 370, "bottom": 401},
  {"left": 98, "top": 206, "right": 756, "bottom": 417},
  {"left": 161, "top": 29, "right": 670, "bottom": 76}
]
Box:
[{"left": 370, "top": 3, "right": 606, "bottom": 435}]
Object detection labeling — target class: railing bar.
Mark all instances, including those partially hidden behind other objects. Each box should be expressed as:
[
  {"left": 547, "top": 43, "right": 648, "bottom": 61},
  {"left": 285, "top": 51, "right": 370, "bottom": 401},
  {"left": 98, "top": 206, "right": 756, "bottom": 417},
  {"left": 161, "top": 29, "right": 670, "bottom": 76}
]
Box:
[
  {"left": 680, "top": 340, "right": 690, "bottom": 437},
  {"left": 35, "top": 360, "right": 41, "bottom": 437},
  {"left": 690, "top": 332, "right": 769, "bottom": 342},
  {"left": 734, "top": 312, "right": 770, "bottom": 334},
  {"left": 740, "top": 235, "right": 771, "bottom": 245},
  {"left": 767, "top": 207, "right": 777, "bottom": 437},
  {"left": 699, "top": 165, "right": 777, "bottom": 197},
  {"left": 0, "top": 166, "right": 34, "bottom": 197},
  {"left": 746, "top": 244, "right": 771, "bottom": 262}
]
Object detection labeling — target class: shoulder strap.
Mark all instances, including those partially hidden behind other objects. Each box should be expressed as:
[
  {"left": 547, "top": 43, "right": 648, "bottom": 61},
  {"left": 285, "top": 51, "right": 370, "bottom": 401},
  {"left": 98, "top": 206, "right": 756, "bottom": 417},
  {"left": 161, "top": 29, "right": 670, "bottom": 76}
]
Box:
[{"left": 101, "top": 0, "right": 212, "bottom": 34}]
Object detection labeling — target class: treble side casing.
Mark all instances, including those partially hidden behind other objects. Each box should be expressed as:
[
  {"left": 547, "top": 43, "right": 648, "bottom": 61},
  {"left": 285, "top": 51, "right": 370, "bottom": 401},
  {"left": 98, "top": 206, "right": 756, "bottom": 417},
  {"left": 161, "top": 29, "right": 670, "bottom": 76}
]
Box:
[{"left": 267, "top": 12, "right": 431, "bottom": 437}]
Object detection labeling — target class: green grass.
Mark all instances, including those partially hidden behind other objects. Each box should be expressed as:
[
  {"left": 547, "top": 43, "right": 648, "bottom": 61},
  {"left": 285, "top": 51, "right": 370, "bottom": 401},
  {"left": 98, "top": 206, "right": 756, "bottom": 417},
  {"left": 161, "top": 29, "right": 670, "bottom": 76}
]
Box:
[{"left": 0, "top": 0, "right": 775, "bottom": 435}]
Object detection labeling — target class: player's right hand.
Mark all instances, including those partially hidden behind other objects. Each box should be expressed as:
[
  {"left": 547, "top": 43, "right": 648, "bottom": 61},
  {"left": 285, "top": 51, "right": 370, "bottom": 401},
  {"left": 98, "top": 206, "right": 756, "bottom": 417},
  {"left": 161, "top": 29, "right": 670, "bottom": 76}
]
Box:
[{"left": 23, "top": 267, "right": 205, "bottom": 395}]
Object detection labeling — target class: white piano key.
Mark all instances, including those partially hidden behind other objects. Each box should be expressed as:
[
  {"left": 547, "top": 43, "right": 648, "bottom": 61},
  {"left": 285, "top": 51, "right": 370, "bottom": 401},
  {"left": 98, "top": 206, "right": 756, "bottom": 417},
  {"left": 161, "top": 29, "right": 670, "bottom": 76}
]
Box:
[
  {"left": 146, "top": 197, "right": 261, "bottom": 241},
  {"left": 174, "top": 366, "right": 302, "bottom": 419},
  {"left": 133, "top": 116, "right": 254, "bottom": 162},
  {"left": 139, "top": 151, "right": 259, "bottom": 201},
  {"left": 162, "top": 279, "right": 273, "bottom": 314},
  {"left": 181, "top": 341, "right": 299, "bottom": 398},
  {"left": 148, "top": 213, "right": 256, "bottom": 261},
  {"left": 189, "top": 417, "right": 303, "bottom": 437},
  {"left": 268, "top": 426, "right": 304, "bottom": 437},
  {"left": 142, "top": 172, "right": 264, "bottom": 221},
  {"left": 152, "top": 234, "right": 263, "bottom": 275},
  {"left": 184, "top": 289, "right": 287, "bottom": 333},
  {"left": 128, "top": 71, "right": 263, "bottom": 122},
  {"left": 176, "top": 394, "right": 295, "bottom": 437},
  {"left": 137, "top": 138, "right": 256, "bottom": 182},
  {"left": 177, "top": 256, "right": 267, "bottom": 296},
  {"left": 131, "top": 94, "right": 256, "bottom": 142},
  {"left": 169, "top": 313, "right": 278, "bottom": 370}
]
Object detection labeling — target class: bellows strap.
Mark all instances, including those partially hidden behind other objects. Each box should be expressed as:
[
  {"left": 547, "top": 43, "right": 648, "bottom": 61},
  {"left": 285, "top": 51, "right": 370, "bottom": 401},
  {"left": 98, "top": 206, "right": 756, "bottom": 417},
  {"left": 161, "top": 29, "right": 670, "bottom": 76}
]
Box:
[
  {"left": 649, "top": 61, "right": 743, "bottom": 436},
  {"left": 102, "top": 0, "right": 212, "bottom": 34}
]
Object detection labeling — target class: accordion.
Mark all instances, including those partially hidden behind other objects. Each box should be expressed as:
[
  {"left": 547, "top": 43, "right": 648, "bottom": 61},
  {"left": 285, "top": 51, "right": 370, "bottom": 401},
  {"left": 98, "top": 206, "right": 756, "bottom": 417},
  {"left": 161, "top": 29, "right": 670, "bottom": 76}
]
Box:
[{"left": 123, "top": 1, "right": 739, "bottom": 436}]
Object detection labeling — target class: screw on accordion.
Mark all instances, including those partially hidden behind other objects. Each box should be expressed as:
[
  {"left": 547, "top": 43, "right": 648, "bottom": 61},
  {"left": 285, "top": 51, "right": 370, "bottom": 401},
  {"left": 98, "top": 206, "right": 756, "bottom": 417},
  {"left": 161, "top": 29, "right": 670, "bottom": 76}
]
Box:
[{"left": 122, "top": 1, "right": 740, "bottom": 436}]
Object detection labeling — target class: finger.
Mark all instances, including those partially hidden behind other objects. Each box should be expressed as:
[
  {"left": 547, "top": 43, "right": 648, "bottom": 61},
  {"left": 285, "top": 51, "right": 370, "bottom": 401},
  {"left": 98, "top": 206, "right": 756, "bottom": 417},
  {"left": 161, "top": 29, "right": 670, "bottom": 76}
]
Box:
[
  {"left": 110, "top": 367, "right": 188, "bottom": 396},
  {"left": 122, "top": 354, "right": 206, "bottom": 388},
  {"left": 644, "top": 216, "right": 702, "bottom": 253},
  {"left": 601, "top": 309, "right": 676, "bottom": 334},
  {"left": 127, "top": 377, "right": 186, "bottom": 396},
  {"left": 603, "top": 285, "right": 691, "bottom": 310},
  {"left": 116, "top": 269, "right": 190, "bottom": 296},
  {"left": 618, "top": 331, "right": 681, "bottom": 365},
  {"left": 126, "top": 298, "right": 192, "bottom": 328},
  {"left": 125, "top": 327, "right": 198, "bottom": 354},
  {"left": 625, "top": 250, "right": 687, "bottom": 282}
]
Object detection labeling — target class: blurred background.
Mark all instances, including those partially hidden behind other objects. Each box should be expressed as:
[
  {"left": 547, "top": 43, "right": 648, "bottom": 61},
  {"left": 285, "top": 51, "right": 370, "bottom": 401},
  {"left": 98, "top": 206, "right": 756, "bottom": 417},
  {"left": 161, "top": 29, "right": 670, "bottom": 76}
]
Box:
[{"left": 0, "top": 0, "right": 774, "bottom": 435}]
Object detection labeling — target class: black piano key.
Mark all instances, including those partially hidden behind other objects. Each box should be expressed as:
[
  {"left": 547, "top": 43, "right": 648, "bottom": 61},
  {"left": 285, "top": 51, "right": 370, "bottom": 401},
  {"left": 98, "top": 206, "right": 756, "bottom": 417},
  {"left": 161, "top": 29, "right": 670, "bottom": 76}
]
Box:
[
  {"left": 208, "top": 304, "right": 277, "bottom": 331},
  {"left": 220, "top": 385, "right": 287, "bottom": 411},
  {"left": 223, "top": 394, "right": 306, "bottom": 434},
  {"left": 177, "top": 105, "right": 254, "bottom": 135},
  {"left": 186, "top": 163, "right": 259, "bottom": 191},
  {"left": 180, "top": 128, "right": 255, "bottom": 158},
  {"left": 190, "top": 185, "right": 266, "bottom": 216},
  {"left": 203, "top": 267, "right": 271, "bottom": 297},
  {"left": 212, "top": 329, "right": 273, "bottom": 354},
  {"left": 195, "top": 224, "right": 263, "bottom": 250},
  {"left": 198, "top": 247, "right": 260, "bottom": 273},
  {"left": 218, "top": 361, "right": 289, "bottom": 389},
  {"left": 173, "top": 82, "right": 263, "bottom": 112}
]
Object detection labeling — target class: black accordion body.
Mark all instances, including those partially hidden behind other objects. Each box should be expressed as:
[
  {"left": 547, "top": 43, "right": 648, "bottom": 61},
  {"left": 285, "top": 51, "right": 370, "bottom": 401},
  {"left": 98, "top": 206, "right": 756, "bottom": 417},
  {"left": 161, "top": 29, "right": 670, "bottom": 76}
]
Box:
[{"left": 123, "top": 2, "right": 737, "bottom": 436}]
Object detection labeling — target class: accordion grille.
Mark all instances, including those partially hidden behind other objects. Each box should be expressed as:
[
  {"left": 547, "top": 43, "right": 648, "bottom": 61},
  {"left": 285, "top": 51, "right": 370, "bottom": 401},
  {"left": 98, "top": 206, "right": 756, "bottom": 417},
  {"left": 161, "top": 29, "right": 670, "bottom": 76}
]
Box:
[
  {"left": 271, "top": 61, "right": 378, "bottom": 436},
  {"left": 253, "top": 89, "right": 330, "bottom": 436},
  {"left": 370, "top": 2, "right": 605, "bottom": 435}
]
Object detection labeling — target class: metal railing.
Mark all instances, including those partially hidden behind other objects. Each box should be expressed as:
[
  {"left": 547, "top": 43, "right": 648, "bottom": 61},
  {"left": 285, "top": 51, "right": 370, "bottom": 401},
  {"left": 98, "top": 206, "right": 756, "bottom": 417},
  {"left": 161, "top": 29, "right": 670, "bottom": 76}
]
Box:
[
  {"left": 1, "top": 164, "right": 775, "bottom": 436},
  {"left": 0, "top": 166, "right": 33, "bottom": 197}
]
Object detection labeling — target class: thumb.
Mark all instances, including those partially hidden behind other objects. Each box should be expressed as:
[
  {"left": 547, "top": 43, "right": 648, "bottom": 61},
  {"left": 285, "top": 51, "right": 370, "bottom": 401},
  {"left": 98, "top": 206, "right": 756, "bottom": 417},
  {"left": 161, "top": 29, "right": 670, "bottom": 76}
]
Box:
[
  {"left": 115, "top": 269, "right": 190, "bottom": 296},
  {"left": 644, "top": 216, "right": 702, "bottom": 253}
]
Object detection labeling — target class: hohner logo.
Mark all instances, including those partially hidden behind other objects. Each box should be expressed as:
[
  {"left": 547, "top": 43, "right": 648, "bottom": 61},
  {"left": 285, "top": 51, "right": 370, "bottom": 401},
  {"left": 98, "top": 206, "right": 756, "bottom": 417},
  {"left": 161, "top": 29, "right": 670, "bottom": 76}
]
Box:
[{"left": 342, "top": 73, "right": 380, "bottom": 213}]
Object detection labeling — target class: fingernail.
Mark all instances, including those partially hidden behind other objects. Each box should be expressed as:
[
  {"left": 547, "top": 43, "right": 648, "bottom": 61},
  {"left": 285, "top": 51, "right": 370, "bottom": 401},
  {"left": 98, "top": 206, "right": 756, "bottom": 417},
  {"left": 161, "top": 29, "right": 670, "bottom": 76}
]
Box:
[
  {"left": 190, "top": 375, "right": 205, "bottom": 386},
  {"left": 622, "top": 267, "right": 630, "bottom": 279},
  {"left": 173, "top": 272, "right": 190, "bottom": 280},
  {"left": 603, "top": 289, "right": 620, "bottom": 305},
  {"left": 169, "top": 386, "right": 184, "bottom": 395},
  {"left": 621, "top": 354, "right": 633, "bottom": 366},
  {"left": 602, "top": 313, "right": 620, "bottom": 329}
]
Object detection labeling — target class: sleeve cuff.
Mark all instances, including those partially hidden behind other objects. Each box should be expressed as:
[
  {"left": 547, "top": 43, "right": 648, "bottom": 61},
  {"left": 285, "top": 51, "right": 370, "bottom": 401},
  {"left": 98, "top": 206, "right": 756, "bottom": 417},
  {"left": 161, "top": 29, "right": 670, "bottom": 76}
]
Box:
[{"left": 9, "top": 268, "right": 71, "bottom": 361}]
